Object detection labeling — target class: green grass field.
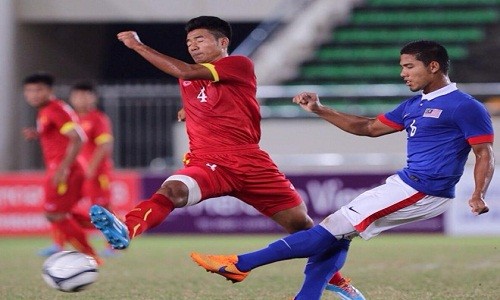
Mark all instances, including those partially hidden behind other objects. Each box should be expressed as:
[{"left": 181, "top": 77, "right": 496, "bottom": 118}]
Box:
[{"left": 1, "top": 234, "right": 499, "bottom": 299}]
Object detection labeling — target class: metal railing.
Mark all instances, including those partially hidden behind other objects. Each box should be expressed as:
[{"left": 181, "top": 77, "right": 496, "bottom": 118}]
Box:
[{"left": 53, "top": 82, "right": 500, "bottom": 169}]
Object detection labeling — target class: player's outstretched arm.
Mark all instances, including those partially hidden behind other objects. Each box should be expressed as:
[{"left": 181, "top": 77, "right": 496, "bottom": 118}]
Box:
[
  {"left": 116, "top": 31, "right": 213, "bottom": 80},
  {"left": 469, "top": 142, "right": 494, "bottom": 215},
  {"left": 293, "top": 92, "right": 396, "bottom": 137}
]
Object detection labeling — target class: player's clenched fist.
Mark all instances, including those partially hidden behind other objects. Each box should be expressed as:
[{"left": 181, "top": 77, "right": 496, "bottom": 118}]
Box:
[
  {"left": 292, "top": 92, "right": 322, "bottom": 113},
  {"left": 469, "top": 196, "right": 489, "bottom": 215},
  {"left": 117, "top": 31, "right": 143, "bottom": 49}
]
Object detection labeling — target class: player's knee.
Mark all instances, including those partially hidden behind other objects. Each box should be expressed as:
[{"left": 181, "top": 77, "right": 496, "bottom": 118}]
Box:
[
  {"left": 286, "top": 214, "right": 314, "bottom": 233},
  {"left": 158, "top": 180, "right": 189, "bottom": 207},
  {"left": 272, "top": 204, "right": 314, "bottom": 233},
  {"left": 320, "top": 210, "right": 358, "bottom": 240}
]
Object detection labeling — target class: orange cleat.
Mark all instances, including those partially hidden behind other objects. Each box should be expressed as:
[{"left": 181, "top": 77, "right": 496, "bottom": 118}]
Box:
[{"left": 190, "top": 252, "right": 249, "bottom": 283}]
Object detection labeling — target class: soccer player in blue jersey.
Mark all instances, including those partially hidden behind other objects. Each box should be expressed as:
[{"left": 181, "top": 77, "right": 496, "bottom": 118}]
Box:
[{"left": 191, "top": 40, "right": 495, "bottom": 300}]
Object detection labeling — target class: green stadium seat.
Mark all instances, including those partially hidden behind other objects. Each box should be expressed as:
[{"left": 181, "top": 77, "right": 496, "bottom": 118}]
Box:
[
  {"left": 315, "top": 46, "right": 468, "bottom": 62},
  {"left": 282, "top": 0, "right": 498, "bottom": 101},
  {"left": 333, "top": 28, "right": 485, "bottom": 43},
  {"left": 352, "top": 10, "right": 498, "bottom": 25},
  {"left": 368, "top": 0, "right": 500, "bottom": 7},
  {"left": 302, "top": 64, "right": 400, "bottom": 80}
]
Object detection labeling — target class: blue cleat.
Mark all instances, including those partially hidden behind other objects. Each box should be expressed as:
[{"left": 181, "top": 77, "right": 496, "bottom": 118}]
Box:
[
  {"left": 325, "top": 278, "right": 366, "bottom": 300},
  {"left": 37, "top": 244, "right": 62, "bottom": 257},
  {"left": 89, "top": 205, "right": 130, "bottom": 250}
]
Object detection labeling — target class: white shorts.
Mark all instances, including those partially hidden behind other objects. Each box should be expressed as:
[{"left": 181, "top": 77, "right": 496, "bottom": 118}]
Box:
[{"left": 340, "top": 174, "right": 452, "bottom": 240}]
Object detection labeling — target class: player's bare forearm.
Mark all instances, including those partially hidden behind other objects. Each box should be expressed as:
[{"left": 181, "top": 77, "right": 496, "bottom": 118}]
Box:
[
  {"left": 117, "top": 31, "right": 212, "bottom": 80},
  {"left": 469, "top": 143, "right": 494, "bottom": 215},
  {"left": 54, "top": 130, "right": 83, "bottom": 184},
  {"left": 293, "top": 92, "right": 394, "bottom": 137},
  {"left": 60, "top": 139, "right": 82, "bottom": 171},
  {"left": 133, "top": 44, "right": 205, "bottom": 79},
  {"left": 315, "top": 106, "right": 378, "bottom": 136},
  {"left": 87, "top": 142, "right": 112, "bottom": 178}
]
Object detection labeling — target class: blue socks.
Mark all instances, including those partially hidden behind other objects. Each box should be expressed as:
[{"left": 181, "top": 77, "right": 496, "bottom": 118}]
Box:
[
  {"left": 236, "top": 225, "right": 338, "bottom": 272},
  {"left": 295, "top": 239, "right": 350, "bottom": 300}
]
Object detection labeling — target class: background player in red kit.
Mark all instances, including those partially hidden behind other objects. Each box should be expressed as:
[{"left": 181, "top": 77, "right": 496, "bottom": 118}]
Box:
[
  {"left": 69, "top": 83, "right": 114, "bottom": 210},
  {"left": 89, "top": 16, "right": 362, "bottom": 298},
  {"left": 69, "top": 82, "right": 116, "bottom": 257},
  {"left": 22, "top": 73, "right": 101, "bottom": 264}
]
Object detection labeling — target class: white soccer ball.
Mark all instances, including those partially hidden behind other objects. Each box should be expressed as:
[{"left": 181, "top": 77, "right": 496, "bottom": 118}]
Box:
[{"left": 42, "top": 251, "right": 99, "bottom": 292}]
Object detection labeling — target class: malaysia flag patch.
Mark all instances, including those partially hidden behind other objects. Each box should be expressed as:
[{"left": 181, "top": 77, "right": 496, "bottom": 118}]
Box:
[{"left": 423, "top": 108, "right": 443, "bottom": 118}]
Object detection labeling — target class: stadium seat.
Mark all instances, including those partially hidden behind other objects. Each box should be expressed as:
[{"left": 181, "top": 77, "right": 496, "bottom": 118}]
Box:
[
  {"left": 351, "top": 10, "right": 498, "bottom": 25},
  {"left": 287, "top": 0, "right": 498, "bottom": 86},
  {"left": 368, "top": 0, "right": 500, "bottom": 7},
  {"left": 275, "top": 0, "right": 499, "bottom": 115}
]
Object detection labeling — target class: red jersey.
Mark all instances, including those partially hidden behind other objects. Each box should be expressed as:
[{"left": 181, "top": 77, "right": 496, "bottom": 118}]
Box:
[
  {"left": 179, "top": 55, "right": 261, "bottom": 152},
  {"left": 78, "top": 109, "right": 114, "bottom": 174},
  {"left": 37, "top": 99, "right": 84, "bottom": 167}
]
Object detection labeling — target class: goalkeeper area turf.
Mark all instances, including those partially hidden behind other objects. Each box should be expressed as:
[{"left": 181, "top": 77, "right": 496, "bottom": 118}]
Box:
[{"left": 1, "top": 234, "right": 499, "bottom": 299}]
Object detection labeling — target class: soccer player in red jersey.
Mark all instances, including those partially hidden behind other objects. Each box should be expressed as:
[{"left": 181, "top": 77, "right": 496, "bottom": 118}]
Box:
[
  {"left": 89, "top": 16, "right": 360, "bottom": 297},
  {"left": 69, "top": 83, "right": 114, "bottom": 210},
  {"left": 69, "top": 82, "right": 116, "bottom": 257},
  {"left": 22, "top": 73, "right": 101, "bottom": 264}
]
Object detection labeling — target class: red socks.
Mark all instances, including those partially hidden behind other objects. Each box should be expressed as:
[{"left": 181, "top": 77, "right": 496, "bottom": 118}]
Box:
[
  {"left": 124, "top": 193, "right": 174, "bottom": 239},
  {"left": 70, "top": 210, "right": 95, "bottom": 229},
  {"left": 328, "top": 271, "right": 344, "bottom": 285},
  {"left": 50, "top": 223, "right": 65, "bottom": 249},
  {"left": 51, "top": 217, "right": 98, "bottom": 259}
]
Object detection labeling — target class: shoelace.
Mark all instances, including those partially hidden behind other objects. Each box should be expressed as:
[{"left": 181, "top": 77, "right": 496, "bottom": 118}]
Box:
[{"left": 339, "top": 278, "right": 357, "bottom": 295}]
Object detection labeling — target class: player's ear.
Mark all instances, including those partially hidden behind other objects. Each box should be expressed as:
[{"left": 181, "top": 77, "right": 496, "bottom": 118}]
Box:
[
  {"left": 219, "top": 37, "right": 230, "bottom": 49},
  {"left": 429, "top": 61, "right": 441, "bottom": 74}
]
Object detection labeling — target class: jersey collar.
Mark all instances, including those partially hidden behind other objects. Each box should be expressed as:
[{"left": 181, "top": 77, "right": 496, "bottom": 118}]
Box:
[{"left": 421, "top": 83, "right": 457, "bottom": 101}]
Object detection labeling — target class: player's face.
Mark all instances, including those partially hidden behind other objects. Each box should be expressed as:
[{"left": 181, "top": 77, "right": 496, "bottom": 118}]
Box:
[
  {"left": 399, "top": 54, "right": 434, "bottom": 92},
  {"left": 186, "top": 29, "right": 228, "bottom": 63},
  {"left": 23, "top": 83, "right": 52, "bottom": 108},
  {"left": 70, "top": 90, "right": 96, "bottom": 113}
]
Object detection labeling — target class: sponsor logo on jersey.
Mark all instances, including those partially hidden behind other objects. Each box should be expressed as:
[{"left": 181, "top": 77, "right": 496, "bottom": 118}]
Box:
[{"left": 206, "top": 163, "right": 217, "bottom": 171}]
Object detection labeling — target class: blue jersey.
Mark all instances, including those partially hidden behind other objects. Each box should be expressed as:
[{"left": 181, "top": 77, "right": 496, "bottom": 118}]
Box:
[{"left": 378, "top": 84, "right": 494, "bottom": 198}]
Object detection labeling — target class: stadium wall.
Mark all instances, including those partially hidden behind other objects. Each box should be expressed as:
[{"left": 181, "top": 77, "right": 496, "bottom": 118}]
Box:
[
  {"left": 15, "top": 0, "right": 285, "bottom": 22},
  {"left": 2, "top": 166, "right": 499, "bottom": 236}
]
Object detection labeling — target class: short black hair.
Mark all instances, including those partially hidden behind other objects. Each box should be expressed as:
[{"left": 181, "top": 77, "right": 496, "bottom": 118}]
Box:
[
  {"left": 71, "top": 82, "right": 96, "bottom": 93},
  {"left": 185, "top": 16, "right": 232, "bottom": 41},
  {"left": 23, "top": 72, "right": 54, "bottom": 87},
  {"left": 400, "top": 40, "right": 450, "bottom": 74}
]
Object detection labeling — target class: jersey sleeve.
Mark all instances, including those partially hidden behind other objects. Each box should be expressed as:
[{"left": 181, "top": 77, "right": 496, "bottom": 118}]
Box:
[
  {"left": 49, "top": 104, "right": 77, "bottom": 134},
  {"left": 202, "top": 56, "right": 254, "bottom": 84},
  {"left": 454, "top": 99, "right": 494, "bottom": 145},
  {"left": 377, "top": 101, "right": 407, "bottom": 131},
  {"left": 93, "top": 113, "right": 114, "bottom": 145}
]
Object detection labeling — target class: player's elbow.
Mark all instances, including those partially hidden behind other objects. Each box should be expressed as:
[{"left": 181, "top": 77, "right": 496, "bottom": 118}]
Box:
[
  {"left": 365, "top": 122, "right": 395, "bottom": 137},
  {"left": 366, "top": 131, "right": 385, "bottom": 138}
]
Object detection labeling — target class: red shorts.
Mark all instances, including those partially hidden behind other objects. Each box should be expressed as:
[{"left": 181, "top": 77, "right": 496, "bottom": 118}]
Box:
[
  {"left": 82, "top": 173, "right": 112, "bottom": 207},
  {"left": 44, "top": 163, "right": 84, "bottom": 213},
  {"left": 174, "top": 146, "right": 302, "bottom": 217}
]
